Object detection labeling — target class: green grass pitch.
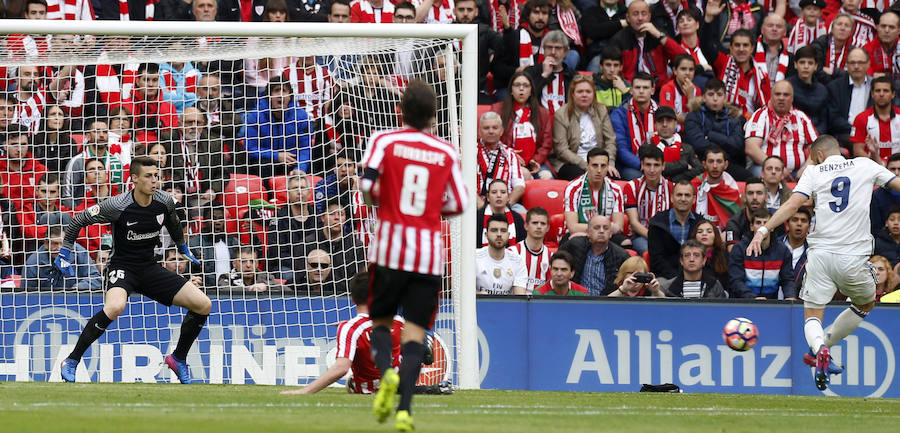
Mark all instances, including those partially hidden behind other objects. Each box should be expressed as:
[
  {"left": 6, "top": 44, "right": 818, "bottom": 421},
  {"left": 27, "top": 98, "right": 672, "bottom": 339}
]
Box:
[{"left": 2, "top": 382, "right": 899, "bottom": 432}]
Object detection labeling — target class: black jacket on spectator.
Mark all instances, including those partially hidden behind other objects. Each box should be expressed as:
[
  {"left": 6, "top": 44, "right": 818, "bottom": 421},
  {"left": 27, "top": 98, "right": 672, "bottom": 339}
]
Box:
[
  {"left": 825, "top": 73, "right": 874, "bottom": 139},
  {"left": 664, "top": 268, "right": 727, "bottom": 298},
  {"left": 810, "top": 35, "right": 853, "bottom": 84},
  {"left": 875, "top": 227, "right": 900, "bottom": 267},
  {"left": 31, "top": 132, "right": 76, "bottom": 176},
  {"left": 871, "top": 187, "right": 900, "bottom": 234},
  {"left": 153, "top": 0, "right": 193, "bottom": 20},
  {"left": 288, "top": 0, "right": 332, "bottom": 22},
  {"left": 96, "top": 0, "right": 153, "bottom": 19},
  {"left": 526, "top": 64, "right": 576, "bottom": 108},
  {"left": 788, "top": 75, "right": 829, "bottom": 135},
  {"left": 683, "top": 99, "right": 746, "bottom": 165},
  {"left": 723, "top": 209, "right": 784, "bottom": 247},
  {"left": 267, "top": 205, "right": 318, "bottom": 275},
  {"left": 559, "top": 236, "right": 630, "bottom": 296},
  {"left": 474, "top": 23, "right": 504, "bottom": 104},
  {"left": 214, "top": 0, "right": 266, "bottom": 21},
  {"left": 580, "top": 3, "right": 627, "bottom": 69},
  {"left": 660, "top": 141, "right": 704, "bottom": 183},
  {"left": 475, "top": 206, "right": 526, "bottom": 248},
  {"left": 647, "top": 209, "right": 700, "bottom": 280},
  {"left": 650, "top": 2, "right": 680, "bottom": 38},
  {"left": 492, "top": 27, "right": 544, "bottom": 91}
]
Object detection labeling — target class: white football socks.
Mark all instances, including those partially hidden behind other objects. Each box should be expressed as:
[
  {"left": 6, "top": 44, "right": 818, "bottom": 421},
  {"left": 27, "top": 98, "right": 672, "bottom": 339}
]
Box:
[
  {"left": 804, "top": 317, "right": 825, "bottom": 352},
  {"left": 824, "top": 306, "right": 867, "bottom": 347}
]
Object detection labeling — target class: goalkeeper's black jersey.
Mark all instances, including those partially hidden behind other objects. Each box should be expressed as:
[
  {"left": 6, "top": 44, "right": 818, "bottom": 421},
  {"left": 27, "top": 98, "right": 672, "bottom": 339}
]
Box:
[{"left": 62, "top": 190, "right": 185, "bottom": 268}]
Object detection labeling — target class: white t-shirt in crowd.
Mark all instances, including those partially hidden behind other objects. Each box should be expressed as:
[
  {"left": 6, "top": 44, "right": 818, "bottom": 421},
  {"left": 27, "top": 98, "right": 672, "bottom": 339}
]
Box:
[{"left": 475, "top": 247, "right": 529, "bottom": 295}]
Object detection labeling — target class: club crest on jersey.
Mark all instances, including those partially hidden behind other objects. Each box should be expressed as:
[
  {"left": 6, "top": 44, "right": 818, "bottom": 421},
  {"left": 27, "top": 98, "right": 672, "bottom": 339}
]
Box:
[
  {"left": 88, "top": 205, "right": 100, "bottom": 216},
  {"left": 156, "top": 214, "right": 164, "bottom": 225}
]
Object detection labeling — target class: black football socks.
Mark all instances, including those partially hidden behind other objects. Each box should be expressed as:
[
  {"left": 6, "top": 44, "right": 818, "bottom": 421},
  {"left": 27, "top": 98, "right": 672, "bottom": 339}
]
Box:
[
  {"left": 68, "top": 309, "right": 113, "bottom": 361},
  {"left": 173, "top": 311, "right": 209, "bottom": 361},
  {"left": 398, "top": 341, "right": 426, "bottom": 413},
  {"left": 371, "top": 325, "right": 393, "bottom": 374}
]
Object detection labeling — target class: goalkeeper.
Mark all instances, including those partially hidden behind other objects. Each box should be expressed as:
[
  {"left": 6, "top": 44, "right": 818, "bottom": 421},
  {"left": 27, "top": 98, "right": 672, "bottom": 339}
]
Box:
[
  {"left": 55, "top": 157, "right": 210, "bottom": 384},
  {"left": 281, "top": 271, "right": 450, "bottom": 395}
]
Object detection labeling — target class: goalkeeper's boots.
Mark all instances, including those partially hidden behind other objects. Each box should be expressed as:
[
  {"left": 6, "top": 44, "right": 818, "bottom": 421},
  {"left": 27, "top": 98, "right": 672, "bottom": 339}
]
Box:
[
  {"left": 60, "top": 358, "right": 79, "bottom": 383},
  {"left": 803, "top": 348, "right": 843, "bottom": 375},
  {"left": 395, "top": 410, "right": 414, "bottom": 432},
  {"left": 814, "top": 346, "right": 831, "bottom": 391},
  {"left": 373, "top": 369, "right": 400, "bottom": 423},
  {"left": 165, "top": 354, "right": 193, "bottom": 384}
]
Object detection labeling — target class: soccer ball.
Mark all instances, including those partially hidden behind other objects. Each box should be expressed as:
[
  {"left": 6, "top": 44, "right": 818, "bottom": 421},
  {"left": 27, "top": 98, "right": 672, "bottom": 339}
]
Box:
[{"left": 722, "top": 317, "right": 759, "bottom": 351}]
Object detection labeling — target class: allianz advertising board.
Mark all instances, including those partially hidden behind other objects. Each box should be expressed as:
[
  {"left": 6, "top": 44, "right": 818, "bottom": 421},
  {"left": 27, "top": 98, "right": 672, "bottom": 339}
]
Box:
[
  {"left": 476, "top": 298, "right": 900, "bottom": 398},
  {"left": 0, "top": 294, "right": 455, "bottom": 386}
]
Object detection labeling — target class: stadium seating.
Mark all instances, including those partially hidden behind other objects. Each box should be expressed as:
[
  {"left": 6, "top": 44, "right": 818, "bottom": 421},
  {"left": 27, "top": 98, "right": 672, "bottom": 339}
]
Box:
[
  {"left": 222, "top": 173, "right": 267, "bottom": 216},
  {"left": 546, "top": 213, "right": 566, "bottom": 248},
  {"left": 522, "top": 179, "right": 569, "bottom": 215}
]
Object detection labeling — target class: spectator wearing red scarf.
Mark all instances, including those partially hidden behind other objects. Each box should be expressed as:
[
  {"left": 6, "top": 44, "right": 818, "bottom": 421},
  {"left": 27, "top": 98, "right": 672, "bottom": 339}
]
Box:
[
  {"left": 492, "top": 71, "right": 553, "bottom": 179},
  {"left": 745, "top": 81, "right": 819, "bottom": 177}
]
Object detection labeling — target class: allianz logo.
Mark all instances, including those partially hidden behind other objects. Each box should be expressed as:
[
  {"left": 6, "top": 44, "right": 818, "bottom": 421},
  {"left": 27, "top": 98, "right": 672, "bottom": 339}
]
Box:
[{"left": 475, "top": 326, "right": 894, "bottom": 398}]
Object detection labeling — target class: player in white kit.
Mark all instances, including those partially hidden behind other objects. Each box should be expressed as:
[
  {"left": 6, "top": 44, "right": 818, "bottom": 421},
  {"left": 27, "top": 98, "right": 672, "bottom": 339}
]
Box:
[{"left": 747, "top": 135, "right": 900, "bottom": 391}]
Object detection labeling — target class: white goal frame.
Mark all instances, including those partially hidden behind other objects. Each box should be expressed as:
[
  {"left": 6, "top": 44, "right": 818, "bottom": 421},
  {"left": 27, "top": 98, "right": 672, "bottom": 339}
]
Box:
[{"left": 1, "top": 19, "right": 480, "bottom": 390}]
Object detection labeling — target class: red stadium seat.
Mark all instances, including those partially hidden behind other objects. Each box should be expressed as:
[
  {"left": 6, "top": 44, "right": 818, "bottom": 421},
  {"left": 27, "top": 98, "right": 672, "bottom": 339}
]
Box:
[
  {"left": 545, "top": 213, "right": 566, "bottom": 248},
  {"left": 222, "top": 173, "right": 266, "bottom": 215},
  {"left": 577, "top": 70, "right": 592, "bottom": 77},
  {"left": 642, "top": 251, "right": 651, "bottom": 270},
  {"left": 522, "top": 179, "right": 570, "bottom": 215},
  {"left": 477, "top": 104, "right": 493, "bottom": 121},
  {"left": 270, "top": 175, "right": 289, "bottom": 206}
]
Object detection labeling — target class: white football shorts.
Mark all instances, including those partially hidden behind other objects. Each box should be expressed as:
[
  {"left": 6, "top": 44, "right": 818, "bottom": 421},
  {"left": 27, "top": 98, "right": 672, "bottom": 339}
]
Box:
[{"left": 801, "top": 249, "right": 876, "bottom": 306}]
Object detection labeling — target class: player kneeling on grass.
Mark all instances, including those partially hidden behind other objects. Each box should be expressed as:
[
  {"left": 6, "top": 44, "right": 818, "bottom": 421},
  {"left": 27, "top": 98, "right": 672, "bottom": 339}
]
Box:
[
  {"left": 55, "top": 156, "right": 209, "bottom": 384},
  {"left": 280, "top": 271, "right": 450, "bottom": 395}
]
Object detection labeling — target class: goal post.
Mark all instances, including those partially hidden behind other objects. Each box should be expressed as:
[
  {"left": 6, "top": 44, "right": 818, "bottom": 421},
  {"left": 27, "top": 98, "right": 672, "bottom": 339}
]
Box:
[{"left": 0, "top": 20, "right": 480, "bottom": 389}]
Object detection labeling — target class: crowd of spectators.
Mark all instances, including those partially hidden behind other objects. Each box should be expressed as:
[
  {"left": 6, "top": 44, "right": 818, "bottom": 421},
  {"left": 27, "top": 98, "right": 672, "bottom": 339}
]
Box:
[{"left": 2, "top": 0, "right": 900, "bottom": 302}]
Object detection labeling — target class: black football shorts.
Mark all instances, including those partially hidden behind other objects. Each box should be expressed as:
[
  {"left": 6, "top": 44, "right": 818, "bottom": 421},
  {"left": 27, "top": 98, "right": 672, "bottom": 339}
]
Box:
[
  {"left": 368, "top": 265, "right": 441, "bottom": 328},
  {"left": 105, "top": 264, "right": 189, "bottom": 307}
]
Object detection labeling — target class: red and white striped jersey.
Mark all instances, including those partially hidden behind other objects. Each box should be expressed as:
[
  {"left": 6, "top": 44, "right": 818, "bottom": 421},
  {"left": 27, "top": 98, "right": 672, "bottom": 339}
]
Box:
[
  {"left": 95, "top": 62, "right": 139, "bottom": 108},
  {"left": 46, "top": 0, "right": 95, "bottom": 20},
  {"left": 850, "top": 106, "right": 900, "bottom": 162},
  {"left": 414, "top": 0, "right": 454, "bottom": 23},
  {"left": 540, "top": 73, "right": 566, "bottom": 117},
  {"left": 563, "top": 175, "right": 625, "bottom": 220},
  {"left": 160, "top": 67, "right": 199, "bottom": 97},
  {"left": 511, "top": 240, "right": 551, "bottom": 292},
  {"left": 659, "top": 80, "right": 701, "bottom": 117},
  {"left": 337, "top": 314, "right": 403, "bottom": 394},
  {"left": 745, "top": 107, "right": 818, "bottom": 171},
  {"left": 361, "top": 128, "right": 468, "bottom": 275},
  {"left": 350, "top": 0, "right": 395, "bottom": 23},
  {"left": 5, "top": 34, "right": 51, "bottom": 60},
  {"left": 284, "top": 62, "right": 334, "bottom": 119},
  {"left": 622, "top": 176, "right": 674, "bottom": 228},
  {"left": 12, "top": 90, "right": 47, "bottom": 135}
]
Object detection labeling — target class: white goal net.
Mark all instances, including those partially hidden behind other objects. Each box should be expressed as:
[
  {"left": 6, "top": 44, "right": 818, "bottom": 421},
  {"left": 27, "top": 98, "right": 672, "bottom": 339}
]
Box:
[{"left": 0, "top": 21, "right": 478, "bottom": 389}]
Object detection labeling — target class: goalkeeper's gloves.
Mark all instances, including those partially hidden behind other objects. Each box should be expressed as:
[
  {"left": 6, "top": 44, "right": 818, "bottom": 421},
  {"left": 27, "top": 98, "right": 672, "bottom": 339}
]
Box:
[
  {"left": 178, "top": 244, "right": 201, "bottom": 265},
  {"left": 50, "top": 248, "right": 76, "bottom": 287}
]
